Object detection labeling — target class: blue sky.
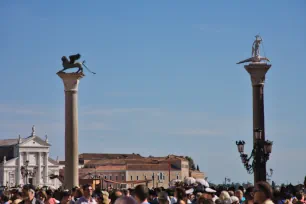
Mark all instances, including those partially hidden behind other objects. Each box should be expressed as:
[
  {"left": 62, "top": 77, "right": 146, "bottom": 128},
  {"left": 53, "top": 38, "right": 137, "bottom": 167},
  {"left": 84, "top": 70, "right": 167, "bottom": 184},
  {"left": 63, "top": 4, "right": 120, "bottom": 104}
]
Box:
[{"left": 0, "top": 1, "right": 305, "bottom": 185}]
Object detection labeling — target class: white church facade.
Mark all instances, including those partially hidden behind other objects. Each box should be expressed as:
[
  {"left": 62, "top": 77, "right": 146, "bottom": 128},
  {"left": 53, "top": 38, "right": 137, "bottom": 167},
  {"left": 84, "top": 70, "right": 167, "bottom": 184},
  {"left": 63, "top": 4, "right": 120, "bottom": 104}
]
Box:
[{"left": 0, "top": 126, "right": 61, "bottom": 188}]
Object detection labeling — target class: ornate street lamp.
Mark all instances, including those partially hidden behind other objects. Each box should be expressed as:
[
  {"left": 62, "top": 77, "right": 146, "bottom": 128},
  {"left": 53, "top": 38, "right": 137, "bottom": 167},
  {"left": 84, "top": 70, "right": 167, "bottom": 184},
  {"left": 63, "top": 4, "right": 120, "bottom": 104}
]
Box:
[
  {"left": 235, "top": 128, "right": 273, "bottom": 177},
  {"left": 21, "top": 160, "right": 37, "bottom": 185}
]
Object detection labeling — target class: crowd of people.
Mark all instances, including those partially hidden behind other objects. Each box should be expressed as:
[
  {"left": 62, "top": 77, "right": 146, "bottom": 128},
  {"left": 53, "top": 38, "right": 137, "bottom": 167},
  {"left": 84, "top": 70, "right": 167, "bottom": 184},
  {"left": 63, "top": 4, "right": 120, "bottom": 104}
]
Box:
[{"left": 0, "top": 181, "right": 305, "bottom": 204}]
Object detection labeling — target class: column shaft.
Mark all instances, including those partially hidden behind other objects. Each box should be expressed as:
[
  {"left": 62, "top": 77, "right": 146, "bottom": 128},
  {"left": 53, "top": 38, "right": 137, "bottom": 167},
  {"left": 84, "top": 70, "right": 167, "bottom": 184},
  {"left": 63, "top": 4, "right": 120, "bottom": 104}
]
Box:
[
  {"left": 37, "top": 152, "right": 41, "bottom": 185},
  {"left": 65, "top": 90, "right": 79, "bottom": 188},
  {"left": 252, "top": 84, "right": 266, "bottom": 183},
  {"left": 17, "top": 153, "right": 21, "bottom": 186},
  {"left": 44, "top": 152, "right": 48, "bottom": 185},
  {"left": 57, "top": 72, "right": 84, "bottom": 189}
]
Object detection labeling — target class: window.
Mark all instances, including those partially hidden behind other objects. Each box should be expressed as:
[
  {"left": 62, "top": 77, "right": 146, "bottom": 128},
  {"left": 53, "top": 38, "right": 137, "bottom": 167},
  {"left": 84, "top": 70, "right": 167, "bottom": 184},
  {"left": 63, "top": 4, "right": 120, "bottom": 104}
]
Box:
[
  {"left": 136, "top": 176, "right": 139, "bottom": 180},
  {"left": 116, "top": 176, "right": 118, "bottom": 181},
  {"left": 122, "top": 175, "right": 124, "bottom": 180},
  {"left": 177, "top": 175, "right": 179, "bottom": 179},
  {"left": 160, "top": 172, "right": 163, "bottom": 180},
  {"left": 110, "top": 176, "right": 112, "bottom": 180},
  {"left": 157, "top": 175, "right": 160, "bottom": 180},
  {"left": 104, "top": 176, "right": 107, "bottom": 179},
  {"left": 131, "top": 176, "right": 133, "bottom": 180},
  {"left": 163, "top": 174, "right": 165, "bottom": 180},
  {"left": 145, "top": 175, "right": 147, "bottom": 179}
]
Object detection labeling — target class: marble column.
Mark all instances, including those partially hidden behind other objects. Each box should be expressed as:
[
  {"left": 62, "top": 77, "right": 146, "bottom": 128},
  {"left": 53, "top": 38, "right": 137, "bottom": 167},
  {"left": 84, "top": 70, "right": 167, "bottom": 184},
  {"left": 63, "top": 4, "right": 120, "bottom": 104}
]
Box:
[
  {"left": 16, "top": 152, "right": 21, "bottom": 186},
  {"left": 57, "top": 72, "right": 84, "bottom": 189},
  {"left": 37, "top": 152, "right": 41, "bottom": 185},
  {"left": 44, "top": 152, "right": 49, "bottom": 185},
  {"left": 245, "top": 62, "right": 271, "bottom": 183}
]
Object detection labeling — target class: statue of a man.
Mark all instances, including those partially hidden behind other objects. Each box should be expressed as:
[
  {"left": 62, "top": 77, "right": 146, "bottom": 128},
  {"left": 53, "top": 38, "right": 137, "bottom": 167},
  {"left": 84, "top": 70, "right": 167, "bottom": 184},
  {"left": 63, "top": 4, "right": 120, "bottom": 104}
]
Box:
[{"left": 252, "top": 35, "right": 262, "bottom": 57}]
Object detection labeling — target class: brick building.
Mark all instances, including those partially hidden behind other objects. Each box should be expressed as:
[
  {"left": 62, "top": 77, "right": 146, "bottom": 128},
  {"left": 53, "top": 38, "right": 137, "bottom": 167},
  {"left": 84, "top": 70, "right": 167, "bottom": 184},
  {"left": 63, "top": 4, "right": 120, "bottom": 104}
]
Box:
[{"left": 59, "top": 153, "right": 205, "bottom": 189}]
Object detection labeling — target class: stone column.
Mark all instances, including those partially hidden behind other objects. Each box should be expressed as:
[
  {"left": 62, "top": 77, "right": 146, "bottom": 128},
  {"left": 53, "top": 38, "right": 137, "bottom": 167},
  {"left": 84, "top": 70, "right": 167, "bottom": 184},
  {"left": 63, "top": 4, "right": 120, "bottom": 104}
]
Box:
[
  {"left": 245, "top": 63, "right": 271, "bottom": 183},
  {"left": 37, "top": 152, "right": 41, "bottom": 185},
  {"left": 16, "top": 152, "right": 21, "bottom": 186},
  {"left": 44, "top": 152, "right": 49, "bottom": 185},
  {"left": 57, "top": 72, "right": 84, "bottom": 189}
]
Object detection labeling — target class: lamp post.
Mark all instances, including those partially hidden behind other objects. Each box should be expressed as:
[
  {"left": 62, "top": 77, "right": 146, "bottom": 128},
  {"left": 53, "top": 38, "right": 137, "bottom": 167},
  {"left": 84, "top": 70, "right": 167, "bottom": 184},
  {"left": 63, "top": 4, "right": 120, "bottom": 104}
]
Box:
[
  {"left": 224, "top": 177, "right": 231, "bottom": 185},
  {"left": 236, "top": 128, "right": 273, "bottom": 183},
  {"left": 21, "top": 160, "right": 37, "bottom": 185},
  {"left": 88, "top": 168, "right": 100, "bottom": 190}
]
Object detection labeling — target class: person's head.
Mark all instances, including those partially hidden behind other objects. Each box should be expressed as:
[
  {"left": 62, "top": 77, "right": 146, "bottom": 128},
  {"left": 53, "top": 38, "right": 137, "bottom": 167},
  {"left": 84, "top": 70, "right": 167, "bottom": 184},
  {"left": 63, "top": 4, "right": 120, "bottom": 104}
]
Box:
[
  {"left": 197, "top": 196, "right": 214, "bottom": 204},
  {"left": 244, "top": 186, "right": 255, "bottom": 202},
  {"left": 110, "top": 190, "right": 122, "bottom": 204},
  {"left": 114, "top": 196, "right": 137, "bottom": 204},
  {"left": 228, "top": 191, "right": 234, "bottom": 197},
  {"left": 235, "top": 190, "right": 243, "bottom": 201},
  {"left": 46, "top": 189, "right": 53, "bottom": 199},
  {"left": 238, "top": 186, "right": 245, "bottom": 193},
  {"left": 254, "top": 181, "right": 273, "bottom": 204},
  {"left": 158, "top": 192, "right": 169, "bottom": 204},
  {"left": 122, "top": 189, "right": 130, "bottom": 197},
  {"left": 134, "top": 185, "right": 149, "bottom": 204},
  {"left": 175, "top": 187, "right": 186, "bottom": 201},
  {"left": 75, "top": 188, "right": 84, "bottom": 198},
  {"left": 72, "top": 187, "right": 79, "bottom": 197},
  {"left": 61, "top": 191, "right": 72, "bottom": 204},
  {"left": 37, "top": 190, "right": 47, "bottom": 201},
  {"left": 82, "top": 184, "right": 93, "bottom": 197},
  {"left": 219, "top": 191, "right": 231, "bottom": 201},
  {"left": 196, "top": 192, "right": 202, "bottom": 200},
  {"left": 22, "top": 184, "right": 36, "bottom": 200},
  {"left": 231, "top": 196, "right": 239, "bottom": 204},
  {"left": 203, "top": 188, "right": 215, "bottom": 200},
  {"left": 295, "top": 191, "right": 304, "bottom": 201}
]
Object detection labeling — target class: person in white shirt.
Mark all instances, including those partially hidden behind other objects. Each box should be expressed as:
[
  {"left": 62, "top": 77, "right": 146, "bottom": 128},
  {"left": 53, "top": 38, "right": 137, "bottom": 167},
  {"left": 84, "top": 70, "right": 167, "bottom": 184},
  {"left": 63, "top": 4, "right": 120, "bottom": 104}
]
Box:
[{"left": 76, "top": 184, "right": 97, "bottom": 204}]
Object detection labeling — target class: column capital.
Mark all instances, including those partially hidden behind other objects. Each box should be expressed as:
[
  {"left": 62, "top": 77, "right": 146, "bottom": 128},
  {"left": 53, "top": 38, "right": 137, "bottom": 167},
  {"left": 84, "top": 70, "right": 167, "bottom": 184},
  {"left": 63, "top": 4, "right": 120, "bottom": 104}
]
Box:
[
  {"left": 57, "top": 72, "right": 85, "bottom": 92},
  {"left": 244, "top": 63, "right": 271, "bottom": 86}
]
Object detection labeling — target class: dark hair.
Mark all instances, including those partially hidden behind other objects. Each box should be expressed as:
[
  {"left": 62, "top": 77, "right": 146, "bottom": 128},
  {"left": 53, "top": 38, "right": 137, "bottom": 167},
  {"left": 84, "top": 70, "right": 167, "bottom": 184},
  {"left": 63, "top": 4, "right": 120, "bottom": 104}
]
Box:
[
  {"left": 122, "top": 189, "right": 129, "bottom": 196},
  {"left": 256, "top": 181, "right": 273, "bottom": 200},
  {"left": 110, "top": 190, "right": 122, "bottom": 204},
  {"left": 46, "top": 189, "right": 53, "bottom": 197},
  {"left": 134, "top": 185, "right": 149, "bottom": 202},
  {"left": 23, "top": 184, "right": 35, "bottom": 191},
  {"left": 197, "top": 197, "right": 214, "bottom": 204},
  {"left": 175, "top": 187, "right": 186, "bottom": 203},
  {"left": 245, "top": 186, "right": 254, "bottom": 201},
  {"left": 82, "top": 184, "right": 92, "bottom": 190},
  {"left": 296, "top": 191, "right": 304, "bottom": 200}
]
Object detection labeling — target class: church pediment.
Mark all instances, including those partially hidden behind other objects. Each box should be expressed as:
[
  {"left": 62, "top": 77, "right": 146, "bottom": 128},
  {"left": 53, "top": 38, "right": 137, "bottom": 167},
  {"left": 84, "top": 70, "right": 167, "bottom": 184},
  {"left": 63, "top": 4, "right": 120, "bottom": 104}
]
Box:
[{"left": 19, "top": 136, "right": 50, "bottom": 147}]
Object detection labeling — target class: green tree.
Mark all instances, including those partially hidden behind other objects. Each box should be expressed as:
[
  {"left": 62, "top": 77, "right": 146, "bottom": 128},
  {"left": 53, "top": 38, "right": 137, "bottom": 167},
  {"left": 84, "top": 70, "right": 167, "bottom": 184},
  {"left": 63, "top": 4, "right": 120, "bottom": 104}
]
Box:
[{"left": 185, "top": 156, "right": 196, "bottom": 170}]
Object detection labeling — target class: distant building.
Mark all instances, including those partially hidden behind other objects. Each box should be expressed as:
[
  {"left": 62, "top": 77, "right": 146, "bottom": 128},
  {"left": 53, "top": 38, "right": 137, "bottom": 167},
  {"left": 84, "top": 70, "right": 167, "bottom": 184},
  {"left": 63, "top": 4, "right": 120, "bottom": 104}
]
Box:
[
  {"left": 60, "top": 153, "right": 205, "bottom": 189},
  {"left": 0, "top": 126, "right": 61, "bottom": 188}
]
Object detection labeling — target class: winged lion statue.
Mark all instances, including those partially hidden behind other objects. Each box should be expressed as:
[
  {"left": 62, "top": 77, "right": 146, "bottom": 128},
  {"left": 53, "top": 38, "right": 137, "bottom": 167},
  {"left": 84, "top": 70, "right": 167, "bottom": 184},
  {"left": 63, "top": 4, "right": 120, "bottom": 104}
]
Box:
[{"left": 59, "top": 53, "right": 96, "bottom": 74}]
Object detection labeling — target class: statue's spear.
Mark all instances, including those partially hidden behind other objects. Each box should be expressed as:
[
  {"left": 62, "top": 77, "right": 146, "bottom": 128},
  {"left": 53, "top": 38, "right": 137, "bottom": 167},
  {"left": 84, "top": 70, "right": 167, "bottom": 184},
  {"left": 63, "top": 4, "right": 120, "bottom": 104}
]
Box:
[{"left": 82, "top": 60, "right": 96, "bottom": 74}]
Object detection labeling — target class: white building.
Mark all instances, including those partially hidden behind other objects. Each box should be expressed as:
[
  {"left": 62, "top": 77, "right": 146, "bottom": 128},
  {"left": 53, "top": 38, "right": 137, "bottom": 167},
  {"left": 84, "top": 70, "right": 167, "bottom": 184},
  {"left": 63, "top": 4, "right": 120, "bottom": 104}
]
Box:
[{"left": 0, "top": 126, "right": 61, "bottom": 188}]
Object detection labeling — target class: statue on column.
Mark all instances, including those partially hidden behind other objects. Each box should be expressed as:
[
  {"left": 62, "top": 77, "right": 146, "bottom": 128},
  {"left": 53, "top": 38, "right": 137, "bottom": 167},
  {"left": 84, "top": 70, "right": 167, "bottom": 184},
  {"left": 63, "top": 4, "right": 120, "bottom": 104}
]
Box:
[
  {"left": 237, "top": 35, "right": 270, "bottom": 64},
  {"left": 59, "top": 53, "right": 96, "bottom": 74}
]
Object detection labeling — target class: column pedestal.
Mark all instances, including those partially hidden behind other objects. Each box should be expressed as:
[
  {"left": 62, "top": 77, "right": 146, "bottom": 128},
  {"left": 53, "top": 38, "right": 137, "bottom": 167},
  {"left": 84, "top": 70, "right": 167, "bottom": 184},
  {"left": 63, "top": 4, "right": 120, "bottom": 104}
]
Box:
[
  {"left": 57, "top": 72, "right": 84, "bottom": 189},
  {"left": 245, "top": 63, "right": 271, "bottom": 183}
]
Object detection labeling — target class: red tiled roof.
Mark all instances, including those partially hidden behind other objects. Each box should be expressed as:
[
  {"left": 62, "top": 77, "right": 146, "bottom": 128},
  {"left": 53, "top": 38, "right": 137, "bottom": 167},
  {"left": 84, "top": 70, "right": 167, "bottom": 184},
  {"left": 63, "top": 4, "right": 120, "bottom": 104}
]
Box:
[
  {"left": 127, "top": 163, "right": 180, "bottom": 171},
  {"left": 0, "top": 139, "right": 18, "bottom": 146},
  {"left": 79, "top": 153, "right": 143, "bottom": 160}
]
